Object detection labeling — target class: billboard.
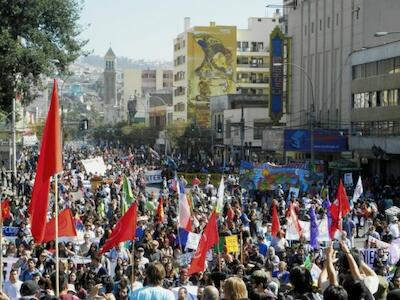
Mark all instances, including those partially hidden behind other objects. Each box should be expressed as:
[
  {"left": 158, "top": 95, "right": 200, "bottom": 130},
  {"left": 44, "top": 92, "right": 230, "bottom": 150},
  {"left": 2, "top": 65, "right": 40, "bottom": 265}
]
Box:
[
  {"left": 262, "top": 128, "right": 284, "bottom": 151},
  {"left": 269, "top": 27, "right": 285, "bottom": 124},
  {"left": 284, "top": 129, "right": 348, "bottom": 152},
  {"left": 187, "top": 26, "right": 236, "bottom": 127}
]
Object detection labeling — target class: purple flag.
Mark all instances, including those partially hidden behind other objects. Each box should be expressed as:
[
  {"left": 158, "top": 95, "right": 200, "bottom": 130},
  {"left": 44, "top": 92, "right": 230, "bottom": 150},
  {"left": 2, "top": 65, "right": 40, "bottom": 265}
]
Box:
[
  {"left": 322, "top": 195, "right": 332, "bottom": 230},
  {"left": 310, "top": 207, "right": 319, "bottom": 249}
]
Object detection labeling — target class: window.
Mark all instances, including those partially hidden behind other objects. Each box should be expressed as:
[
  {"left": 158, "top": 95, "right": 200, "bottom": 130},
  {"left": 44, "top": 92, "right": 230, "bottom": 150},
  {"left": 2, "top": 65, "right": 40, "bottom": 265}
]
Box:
[
  {"left": 311, "top": 22, "right": 314, "bottom": 33},
  {"left": 327, "top": 16, "right": 331, "bottom": 28},
  {"left": 304, "top": 24, "right": 307, "bottom": 36},
  {"left": 225, "top": 120, "right": 231, "bottom": 138},
  {"left": 242, "top": 41, "right": 249, "bottom": 50},
  {"left": 365, "top": 62, "right": 377, "bottom": 77},
  {"left": 253, "top": 122, "right": 267, "bottom": 140},
  {"left": 320, "top": 19, "right": 322, "bottom": 31},
  {"left": 394, "top": 57, "right": 400, "bottom": 73},
  {"left": 336, "top": 13, "right": 339, "bottom": 25},
  {"left": 237, "top": 41, "right": 241, "bottom": 49},
  {"left": 378, "top": 58, "right": 394, "bottom": 75},
  {"left": 257, "top": 42, "right": 264, "bottom": 51}
]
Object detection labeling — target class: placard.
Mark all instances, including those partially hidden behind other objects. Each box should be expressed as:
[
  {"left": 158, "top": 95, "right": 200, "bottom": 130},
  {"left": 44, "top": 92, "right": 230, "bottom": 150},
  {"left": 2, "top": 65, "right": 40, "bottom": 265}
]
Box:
[{"left": 225, "top": 235, "right": 239, "bottom": 253}]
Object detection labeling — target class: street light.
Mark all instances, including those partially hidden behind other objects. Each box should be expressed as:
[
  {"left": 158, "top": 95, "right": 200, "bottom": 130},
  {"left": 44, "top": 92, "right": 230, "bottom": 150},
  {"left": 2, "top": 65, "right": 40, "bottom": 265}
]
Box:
[
  {"left": 374, "top": 31, "right": 400, "bottom": 37},
  {"left": 148, "top": 94, "right": 171, "bottom": 156},
  {"left": 273, "top": 62, "right": 316, "bottom": 172}
]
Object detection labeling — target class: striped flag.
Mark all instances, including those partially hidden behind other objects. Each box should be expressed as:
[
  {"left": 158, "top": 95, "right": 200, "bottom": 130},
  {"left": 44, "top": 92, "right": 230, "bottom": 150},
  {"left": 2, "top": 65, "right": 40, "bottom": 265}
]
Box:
[{"left": 177, "top": 178, "right": 192, "bottom": 232}]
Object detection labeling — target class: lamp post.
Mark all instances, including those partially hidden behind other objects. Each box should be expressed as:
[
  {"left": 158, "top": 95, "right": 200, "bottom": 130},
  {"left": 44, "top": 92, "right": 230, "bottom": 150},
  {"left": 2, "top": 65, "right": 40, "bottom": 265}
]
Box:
[
  {"left": 273, "top": 62, "right": 316, "bottom": 172},
  {"left": 374, "top": 31, "right": 400, "bottom": 37},
  {"left": 148, "top": 94, "right": 171, "bottom": 156}
]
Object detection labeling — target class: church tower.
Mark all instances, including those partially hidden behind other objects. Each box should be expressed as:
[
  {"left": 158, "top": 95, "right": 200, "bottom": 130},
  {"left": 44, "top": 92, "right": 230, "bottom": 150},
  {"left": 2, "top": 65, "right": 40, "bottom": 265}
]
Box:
[{"left": 103, "top": 47, "right": 117, "bottom": 106}]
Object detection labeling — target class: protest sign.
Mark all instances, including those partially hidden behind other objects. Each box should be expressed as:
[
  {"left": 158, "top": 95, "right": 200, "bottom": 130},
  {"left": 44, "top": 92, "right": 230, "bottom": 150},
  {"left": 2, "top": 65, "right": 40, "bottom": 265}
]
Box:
[
  {"left": 344, "top": 173, "right": 353, "bottom": 186},
  {"left": 225, "top": 235, "right": 239, "bottom": 253},
  {"left": 144, "top": 170, "right": 163, "bottom": 184},
  {"left": 81, "top": 157, "right": 107, "bottom": 176},
  {"left": 186, "top": 232, "right": 201, "bottom": 250}
]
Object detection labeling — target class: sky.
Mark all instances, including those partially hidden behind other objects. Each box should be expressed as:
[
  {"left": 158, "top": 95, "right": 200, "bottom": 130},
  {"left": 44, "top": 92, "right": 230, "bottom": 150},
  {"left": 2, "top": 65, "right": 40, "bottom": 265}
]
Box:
[{"left": 79, "top": 0, "right": 283, "bottom": 61}]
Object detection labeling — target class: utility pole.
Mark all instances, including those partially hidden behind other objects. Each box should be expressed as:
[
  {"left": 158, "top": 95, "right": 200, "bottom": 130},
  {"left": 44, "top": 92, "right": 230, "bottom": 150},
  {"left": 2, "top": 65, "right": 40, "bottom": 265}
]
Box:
[
  {"left": 240, "top": 106, "right": 245, "bottom": 162},
  {"left": 12, "top": 98, "right": 16, "bottom": 178}
]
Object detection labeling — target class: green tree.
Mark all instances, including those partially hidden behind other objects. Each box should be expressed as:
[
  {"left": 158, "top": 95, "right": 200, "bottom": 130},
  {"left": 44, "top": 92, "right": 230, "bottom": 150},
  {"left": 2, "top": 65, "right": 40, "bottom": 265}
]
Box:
[{"left": 0, "top": 0, "right": 87, "bottom": 112}]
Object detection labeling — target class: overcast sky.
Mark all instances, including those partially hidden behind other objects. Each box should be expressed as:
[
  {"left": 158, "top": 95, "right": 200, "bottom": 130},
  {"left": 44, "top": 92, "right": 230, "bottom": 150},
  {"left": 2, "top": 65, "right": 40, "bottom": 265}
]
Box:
[{"left": 80, "top": 0, "right": 283, "bottom": 61}]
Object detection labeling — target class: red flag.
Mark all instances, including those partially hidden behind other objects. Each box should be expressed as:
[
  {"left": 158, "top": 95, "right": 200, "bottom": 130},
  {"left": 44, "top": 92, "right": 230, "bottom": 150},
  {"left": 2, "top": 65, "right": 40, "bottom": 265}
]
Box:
[
  {"left": 100, "top": 203, "right": 138, "bottom": 254},
  {"left": 42, "top": 209, "right": 77, "bottom": 242},
  {"left": 1, "top": 199, "right": 10, "bottom": 220},
  {"left": 188, "top": 211, "right": 219, "bottom": 275},
  {"left": 271, "top": 201, "right": 281, "bottom": 237},
  {"left": 29, "top": 79, "right": 62, "bottom": 243},
  {"left": 329, "top": 180, "right": 350, "bottom": 238},
  {"left": 288, "top": 203, "right": 303, "bottom": 238},
  {"left": 154, "top": 197, "right": 164, "bottom": 224}
]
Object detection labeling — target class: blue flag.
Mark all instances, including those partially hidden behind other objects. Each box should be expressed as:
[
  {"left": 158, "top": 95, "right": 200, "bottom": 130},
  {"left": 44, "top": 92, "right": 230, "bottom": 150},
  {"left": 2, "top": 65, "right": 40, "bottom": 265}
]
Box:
[
  {"left": 310, "top": 207, "right": 319, "bottom": 249},
  {"left": 177, "top": 227, "right": 189, "bottom": 248}
]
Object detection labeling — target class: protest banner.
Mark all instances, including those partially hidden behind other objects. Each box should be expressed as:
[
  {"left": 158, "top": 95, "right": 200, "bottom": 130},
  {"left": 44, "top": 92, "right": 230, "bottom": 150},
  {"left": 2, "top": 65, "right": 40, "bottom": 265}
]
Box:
[
  {"left": 225, "top": 235, "right": 239, "bottom": 253},
  {"left": 144, "top": 170, "right": 163, "bottom": 184},
  {"left": 81, "top": 157, "right": 107, "bottom": 176},
  {"left": 285, "top": 218, "right": 330, "bottom": 242},
  {"left": 359, "top": 248, "right": 391, "bottom": 268}
]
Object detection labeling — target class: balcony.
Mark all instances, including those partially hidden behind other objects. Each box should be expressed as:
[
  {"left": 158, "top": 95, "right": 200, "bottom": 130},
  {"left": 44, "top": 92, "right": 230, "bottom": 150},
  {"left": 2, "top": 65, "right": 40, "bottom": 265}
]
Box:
[{"left": 237, "top": 48, "right": 269, "bottom": 58}]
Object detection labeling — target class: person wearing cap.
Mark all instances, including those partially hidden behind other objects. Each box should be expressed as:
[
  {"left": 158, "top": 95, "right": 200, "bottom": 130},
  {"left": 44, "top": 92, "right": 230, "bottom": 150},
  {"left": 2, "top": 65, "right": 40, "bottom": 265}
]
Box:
[
  {"left": 19, "top": 280, "right": 40, "bottom": 300},
  {"left": 3, "top": 269, "right": 22, "bottom": 300}
]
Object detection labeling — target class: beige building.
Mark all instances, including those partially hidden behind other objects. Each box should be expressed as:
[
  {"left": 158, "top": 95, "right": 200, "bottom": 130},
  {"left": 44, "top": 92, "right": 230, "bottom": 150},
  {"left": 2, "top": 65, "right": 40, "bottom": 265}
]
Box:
[{"left": 123, "top": 69, "right": 173, "bottom": 123}]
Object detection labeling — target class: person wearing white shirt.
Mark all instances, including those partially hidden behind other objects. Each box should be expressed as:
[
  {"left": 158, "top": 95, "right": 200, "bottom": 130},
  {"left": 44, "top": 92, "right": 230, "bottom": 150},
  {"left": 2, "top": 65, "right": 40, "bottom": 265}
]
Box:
[{"left": 3, "top": 269, "right": 22, "bottom": 300}]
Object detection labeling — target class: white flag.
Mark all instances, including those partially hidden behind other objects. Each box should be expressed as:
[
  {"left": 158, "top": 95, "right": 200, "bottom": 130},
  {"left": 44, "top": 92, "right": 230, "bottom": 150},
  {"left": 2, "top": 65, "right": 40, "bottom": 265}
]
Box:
[
  {"left": 216, "top": 177, "right": 224, "bottom": 213},
  {"left": 352, "top": 176, "right": 363, "bottom": 203}
]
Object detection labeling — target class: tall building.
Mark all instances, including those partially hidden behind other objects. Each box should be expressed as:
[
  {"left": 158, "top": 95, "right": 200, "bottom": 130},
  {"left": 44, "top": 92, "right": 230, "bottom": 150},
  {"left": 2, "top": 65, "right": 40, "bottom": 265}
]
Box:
[
  {"left": 285, "top": 0, "right": 400, "bottom": 177},
  {"left": 173, "top": 18, "right": 237, "bottom": 126},
  {"left": 236, "top": 17, "right": 279, "bottom": 97},
  {"left": 173, "top": 17, "right": 281, "bottom": 127}
]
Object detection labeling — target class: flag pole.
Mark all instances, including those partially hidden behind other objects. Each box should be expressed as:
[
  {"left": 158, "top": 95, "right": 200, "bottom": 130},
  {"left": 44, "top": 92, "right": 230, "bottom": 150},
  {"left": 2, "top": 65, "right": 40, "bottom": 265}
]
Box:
[
  {"left": 54, "top": 175, "right": 60, "bottom": 297},
  {"left": 0, "top": 200, "right": 3, "bottom": 292}
]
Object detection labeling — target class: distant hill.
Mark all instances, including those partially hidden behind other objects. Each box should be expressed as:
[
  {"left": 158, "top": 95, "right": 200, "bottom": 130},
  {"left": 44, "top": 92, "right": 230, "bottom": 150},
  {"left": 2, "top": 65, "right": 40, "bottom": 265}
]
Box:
[{"left": 78, "top": 55, "right": 173, "bottom": 70}]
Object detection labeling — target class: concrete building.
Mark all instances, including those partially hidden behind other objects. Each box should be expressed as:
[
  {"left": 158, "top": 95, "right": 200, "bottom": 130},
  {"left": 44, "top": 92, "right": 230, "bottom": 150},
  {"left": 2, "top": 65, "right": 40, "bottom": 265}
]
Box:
[
  {"left": 236, "top": 17, "right": 279, "bottom": 97},
  {"left": 210, "top": 94, "right": 269, "bottom": 164},
  {"left": 172, "top": 17, "right": 281, "bottom": 124},
  {"left": 285, "top": 0, "right": 400, "bottom": 164},
  {"left": 123, "top": 69, "right": 173, "bottom": 123},
  {"left": 172, "top": 18, "right": 237, "bottom": 124},
  {"left": 350, "top": 40, "right": 400, "bottom": 180}
]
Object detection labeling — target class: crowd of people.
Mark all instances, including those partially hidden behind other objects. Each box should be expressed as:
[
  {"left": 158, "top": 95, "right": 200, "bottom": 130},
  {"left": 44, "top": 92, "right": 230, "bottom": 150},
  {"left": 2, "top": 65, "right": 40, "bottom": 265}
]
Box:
[{"left": 0, "top": 144, "right": 399, "bottom": 300}]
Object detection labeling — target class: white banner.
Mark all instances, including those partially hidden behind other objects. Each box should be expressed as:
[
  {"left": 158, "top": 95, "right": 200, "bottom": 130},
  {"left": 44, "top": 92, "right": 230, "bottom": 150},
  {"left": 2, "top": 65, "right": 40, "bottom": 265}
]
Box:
[
  {"left": 145, "top": 170, "right": 163, "bottom": 184},
  {"left": 186, "top": 232, "right": 201, "bottom": 250},
  {"left": 285, "top": 218, "right": 330, "bottom": 242},
  {"left": 81, "top": 157, "right": 107, "bottom": 176}
]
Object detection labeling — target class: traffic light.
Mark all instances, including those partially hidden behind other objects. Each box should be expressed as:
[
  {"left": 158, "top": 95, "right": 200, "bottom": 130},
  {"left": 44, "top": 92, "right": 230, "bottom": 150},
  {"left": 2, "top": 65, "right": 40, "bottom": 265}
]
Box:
[
  {"left": 191, "top": 123, "right": 195, "bottom": 133},
  {"left": 80, "top": 119, "right": 89, "bottom": 130}
]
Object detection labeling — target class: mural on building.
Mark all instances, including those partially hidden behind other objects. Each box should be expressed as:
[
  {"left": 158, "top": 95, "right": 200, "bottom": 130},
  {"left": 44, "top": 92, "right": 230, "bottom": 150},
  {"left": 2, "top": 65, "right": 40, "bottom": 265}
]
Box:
[{"left": 187, "top": 26, "right": 236, "bottom": 127}]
